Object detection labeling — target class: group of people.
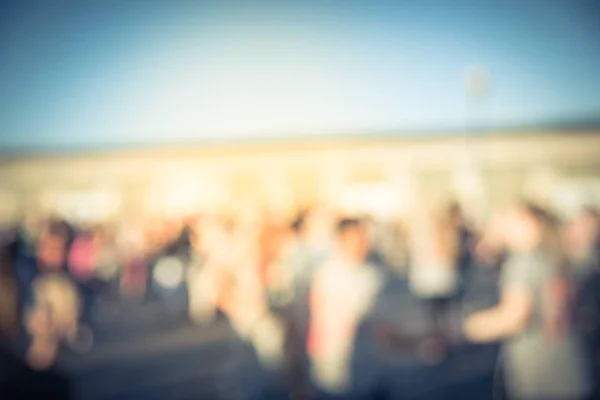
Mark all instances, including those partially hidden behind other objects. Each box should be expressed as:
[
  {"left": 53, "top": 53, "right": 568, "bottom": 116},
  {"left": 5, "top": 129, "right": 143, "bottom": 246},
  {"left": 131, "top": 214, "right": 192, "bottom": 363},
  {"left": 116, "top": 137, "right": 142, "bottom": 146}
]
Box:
[{"left": 1, "top": 198, "right": 600, "bottom": 399}]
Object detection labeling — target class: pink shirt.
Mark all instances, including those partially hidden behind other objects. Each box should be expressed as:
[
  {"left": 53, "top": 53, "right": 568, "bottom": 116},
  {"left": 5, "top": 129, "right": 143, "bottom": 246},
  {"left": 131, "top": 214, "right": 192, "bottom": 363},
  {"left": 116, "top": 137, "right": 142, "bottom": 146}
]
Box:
[{"left": 68, "top": 237, "right": 96, "bottom": 281}]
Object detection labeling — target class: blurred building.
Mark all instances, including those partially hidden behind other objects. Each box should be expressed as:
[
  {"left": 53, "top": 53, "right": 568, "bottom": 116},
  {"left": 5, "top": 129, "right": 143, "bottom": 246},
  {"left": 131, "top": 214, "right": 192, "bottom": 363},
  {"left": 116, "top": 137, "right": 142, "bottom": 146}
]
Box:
[{"left": 1, "top": 128, "right": 600, "bottom": 225}]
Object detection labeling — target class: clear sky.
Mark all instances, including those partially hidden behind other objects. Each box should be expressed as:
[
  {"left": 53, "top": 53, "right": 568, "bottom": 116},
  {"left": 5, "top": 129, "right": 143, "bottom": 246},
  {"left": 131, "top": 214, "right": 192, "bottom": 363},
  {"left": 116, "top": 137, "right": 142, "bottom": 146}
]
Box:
[{"left": 1, "top": 0, "right": 599, "bottom": 150}]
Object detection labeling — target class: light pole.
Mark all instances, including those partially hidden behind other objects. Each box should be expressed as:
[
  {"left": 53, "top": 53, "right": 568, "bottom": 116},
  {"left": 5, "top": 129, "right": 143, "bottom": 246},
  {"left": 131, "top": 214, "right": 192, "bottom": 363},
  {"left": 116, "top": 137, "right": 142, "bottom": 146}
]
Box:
[
  {"left": 463, "top": 64, "right": 490, "bottom": 148},
  {"left": 455, "top": 64, "right": 490, "bottom": 224}
]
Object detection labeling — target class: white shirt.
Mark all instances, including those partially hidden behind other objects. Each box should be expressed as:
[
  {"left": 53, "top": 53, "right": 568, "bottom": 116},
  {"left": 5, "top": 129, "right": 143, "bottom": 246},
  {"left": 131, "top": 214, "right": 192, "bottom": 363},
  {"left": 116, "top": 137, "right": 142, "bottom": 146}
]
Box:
[{"left": 308, "top": 256, "right": 382, "bottom": 393}]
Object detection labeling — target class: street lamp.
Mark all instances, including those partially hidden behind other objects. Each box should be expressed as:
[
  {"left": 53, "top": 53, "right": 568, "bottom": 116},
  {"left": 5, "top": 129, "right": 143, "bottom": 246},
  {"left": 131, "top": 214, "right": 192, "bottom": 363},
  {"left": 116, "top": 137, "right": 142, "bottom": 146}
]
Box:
[
  {"left": 455, "top": 64, "right": 491, "bottom": 224},
  {"left": 463, "top": 64, "right": 490, "bottom": 142}
]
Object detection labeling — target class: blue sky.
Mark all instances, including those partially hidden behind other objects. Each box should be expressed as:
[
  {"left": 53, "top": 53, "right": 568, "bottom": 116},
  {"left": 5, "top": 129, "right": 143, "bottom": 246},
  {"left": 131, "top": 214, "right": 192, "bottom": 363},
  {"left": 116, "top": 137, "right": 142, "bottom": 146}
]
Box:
[{"left": 1, "top": 1, "right": 599, "bottom": 150}]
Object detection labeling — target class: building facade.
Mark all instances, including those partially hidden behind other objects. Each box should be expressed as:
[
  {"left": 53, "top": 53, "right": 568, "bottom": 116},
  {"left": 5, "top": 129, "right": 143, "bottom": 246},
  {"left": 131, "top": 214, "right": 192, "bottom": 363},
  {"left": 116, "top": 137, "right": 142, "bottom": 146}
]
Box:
[{"left": 1, "top": 131, "right": 599, "bottom": 225}]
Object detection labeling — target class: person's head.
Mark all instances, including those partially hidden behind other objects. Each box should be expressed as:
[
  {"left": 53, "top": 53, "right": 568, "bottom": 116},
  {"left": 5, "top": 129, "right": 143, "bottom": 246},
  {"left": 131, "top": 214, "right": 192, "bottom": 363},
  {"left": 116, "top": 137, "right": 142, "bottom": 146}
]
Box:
[
  {"left": 563, "top": 206, "right": 600, "bottom": 257},
  {"left": 447, "top": 201, "right": 464, "bottom": 227},
  {"left": 290, "top": 211, "right": 308, "bottom": 238},
  {"left": 579, "top": 206, "right": 600, "bottom": 244},
  {"left": 503, "top": 202, "right": 560, "bottom": 253},
  {"left": 36, "top": 220, "right": 70, "bottom": 270},
  {"left": 335, "top": 218, "right": 369, "bottom": 262}
]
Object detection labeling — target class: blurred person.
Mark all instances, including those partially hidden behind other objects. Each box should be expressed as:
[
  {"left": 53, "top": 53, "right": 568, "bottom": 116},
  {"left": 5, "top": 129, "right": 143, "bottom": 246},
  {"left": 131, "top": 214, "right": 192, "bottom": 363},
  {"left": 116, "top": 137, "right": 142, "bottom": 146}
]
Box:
[
  {"left": 408, "top": 206, "right": 460, "bottom": 331},
  {"left": 147, "top": 219, "right": 192, "bottom": 314},
  {"left": 69, "top": 225, "right": 120, "bottom": 320},
  {"left": 187, "top": 215, "right": 207, "bottom": 267},
  {"left": 270, "top": 212, "right": 316, "bottom": 305},
  {"left": 307, "top": 218, "right": 383, "bottom": 398},
  {"left": 217, "top": 268, "right": 289, "bottom": 400},
  {"left": 36, "top": 220, "right": 71, "bottom": 273},
  {"left": 25, "top": 273, "right": 82, "bottom": 370},
  {"left": 272, "top": 205, "right": 337, "bottom": 312},
  {"left": 68, "top": 230, "right": 97, "bottom": 283},
  {"left": 473, "top": 213, "right": 508, "bottom": 270},
  {"left": 119, "top": 252, "right": 147, "bottom": 301},
  {"left": 264, "top": 212, "right": 322, "bottom": 397},
  {"left": 563, "top": 206, "right": 600, "bottom": 280},
  {"left": 116, "top": 222, "right": 148, "bottom": 300},
  {"left": 378, "top": 219, "right": 411, "bottom": 277},
  {"left": 164, "top": 219, "right": 192, "bottom": 261},
  {"left": 360, "top": 215, "right": 390, "bottom": 274},
  {"left": 459, "top": 214, "right": 506, "bottom": 324},
  {"left": 216, "top": 216, "right": 303, "bottom": 400},
  {"left": 447, "top": 201, "right": 477, "bottom": 272},
  {"left": 217, "top": 217, "right": 287, "bottom": 368},
  {"left": 187, "top": 216, "right": 237, "bottom": 325},
  {"left": 564, "top": 207, "right": 600, "bottom": 392},
  {"left": 13, "top": 219, "right": 71, "bottom": 314},
  {"left": 222, "top": 257, "right": 285, "bottom": 370},
  {"left": 24, "top": 220, "right": 93, "bottom": 368},
  {"left": 151, "top": 254, "right": 188, "bottom": 315},
  {"left": 304, "top": 205, "right": 336, "bottom": 267},
  {"left": 0, "top": 252, "right": 18, "bottom": 340},
  {"left": 264, "top": 223, "right": 295, "bottom": 307},
  {"left": 15, "top": 213, "right": 42, "bottom": 258},
  {"left": 254, "top": 210, "right": 278, "bottom": 290},
  {"left": 463, "top": 202, "right": 592, "bottom": 400},
  {"left": 92, "top": 226, "right": 120, "bottom": 284}
]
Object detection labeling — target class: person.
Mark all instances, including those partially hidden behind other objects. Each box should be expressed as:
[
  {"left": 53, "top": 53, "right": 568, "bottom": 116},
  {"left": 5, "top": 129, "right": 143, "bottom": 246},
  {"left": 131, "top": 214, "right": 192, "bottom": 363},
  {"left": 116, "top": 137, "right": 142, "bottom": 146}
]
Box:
[
  {"left": 215, "top": 217, "right": 290, "bottom": 400},
  {"left": 563, "top": 206, "right": 600, "bottom": 280},
  {"left": 463, "top": 202, "right": 592, "bottom": 400},
  {"left": 24, "top": 220, "right": 93, "bottom": 370},
  {"left": 564, "top": 207, "right": 600, "bottom": 395},
  {"left": 307, "top": 218, "right": 383, "bottom": 399},
  {"left": 25, "top": 274, "right": 82, "bottom": 370},
  {"left": 378, "top": 219, "right": 410, "bottom": 277},
  {"left": 447, "top": 201, "right": 477, "bottom": 272},
  {"left": 116, "top": 222, "right": 147, "bottom": 300},
  {"left": 68, "top": 229, "right": 103, "bottom": 321},
  {"left": 269, "top": 212, "right": 315, "bottom": 305},
  {"left": 408, "top": 206, "right": 460, "bottom": 331},
  {"left": 187, "top": 216, "right": 236, "bottom": 325},
  {"left": 0, "top": 252, "right": 18, "bottom": 340}
]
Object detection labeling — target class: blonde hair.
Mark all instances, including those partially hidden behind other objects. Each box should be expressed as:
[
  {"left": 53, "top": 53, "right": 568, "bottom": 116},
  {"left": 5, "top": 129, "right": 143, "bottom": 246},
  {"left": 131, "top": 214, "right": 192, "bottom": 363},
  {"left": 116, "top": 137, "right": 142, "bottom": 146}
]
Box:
[{"left": 31, "top": 274, "right": 81, "bottom": 337}]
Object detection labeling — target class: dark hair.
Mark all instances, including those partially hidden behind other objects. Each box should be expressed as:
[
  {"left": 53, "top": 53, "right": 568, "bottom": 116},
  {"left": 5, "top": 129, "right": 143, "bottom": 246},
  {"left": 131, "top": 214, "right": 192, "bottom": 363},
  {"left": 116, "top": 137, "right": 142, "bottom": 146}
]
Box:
[
  {"left": 46, "top": 219, "right": 69, "bottom": 239},
  {"left": 291, "top": 212, "right": 307, "bottom": 234},
  {"left": 447, "top": 200, "right": 461, "bottom": 214},
  {"left": 336, "top": 218, "right": 363, "bottom": 235}
]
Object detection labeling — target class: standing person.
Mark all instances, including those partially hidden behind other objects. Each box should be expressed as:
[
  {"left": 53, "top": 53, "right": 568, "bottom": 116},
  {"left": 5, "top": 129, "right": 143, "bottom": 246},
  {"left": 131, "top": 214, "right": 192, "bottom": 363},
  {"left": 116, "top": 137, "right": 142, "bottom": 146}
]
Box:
[
  {"left": 25, "top": 221, "right": 86, "bottom": 370},
  {"left": 563, "top": 206, "right": 600, "bottom": 281},
  {"left": 187, "top": 216, "right": 237, "bottom": 325},
  {"left": 563, "top": 206, "right": 600, "bottom": 396},
  {"left": 215, "top": 216, "right": 291, "bottom": 400},
  {"left": 68, "top": 229, "right": 101, "bottom": 322},
  {"left": 26, "top": 274, "right": 81, "bottom": 370},
  {"left": 447, "top": 202, "right": 477, "bottom": 272},
  {"left": 0, "top": 252, "right": 18, "bottom": 341},
  {"left": 378, "top": 219, "right": 411, "bottom": 277},
  {"left": 304, "top": 205, "right": 336, "bottom": 269},
  {"left": 268, "top": 213, "right": 313, "bottom": 306},
  {"left": 408, "top": 206, "right": 460, "bottom": 332},
  {"left": 307, "top": 218, "right": 383, "bottom": 399},
  {"left": 463, "top": 202, "right": 592, "bottom": 400},
  {"left": 117, "top": 222, "right": 148, "bottom": 301}
]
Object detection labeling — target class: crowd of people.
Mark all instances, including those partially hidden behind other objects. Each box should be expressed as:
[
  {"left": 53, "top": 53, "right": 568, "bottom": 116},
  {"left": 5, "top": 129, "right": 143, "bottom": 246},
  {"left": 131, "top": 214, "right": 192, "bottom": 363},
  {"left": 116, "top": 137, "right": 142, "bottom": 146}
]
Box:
[{"left": 1, "top": 197, "right": 600, "bottom": 399}]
